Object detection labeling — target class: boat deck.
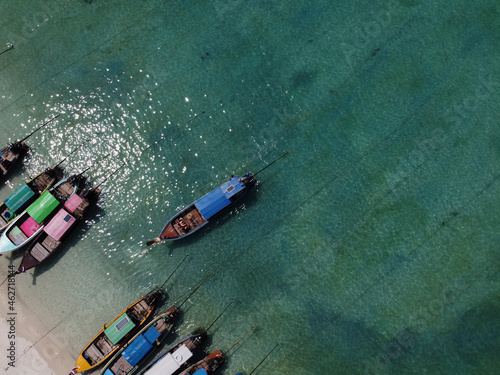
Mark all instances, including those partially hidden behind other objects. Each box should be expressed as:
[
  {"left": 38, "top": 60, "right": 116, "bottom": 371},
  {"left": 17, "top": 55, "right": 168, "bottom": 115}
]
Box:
[
  {"left": 154, "top": 317, "right": 170, "bottom": 333},
  {"left": 54, "top": 182, "right": 74, "bottom": 200},
  {"left": 85, "top": 343, "right": 104, "bottom": 365},
  {"left": 1, "top": 148, "right": 17, "bottom": 162},
  {"left": 30, "top": 243, "right": 50, "bottom": 262},
  {"left": 186, "top": 350, "right": 226, "bottom": 375},
  {"left": 0, "top": 149, "right": 18, "bottom": 174},
  {"left": 129, "top": 299, "right": 151, "bottom": 322},
  {"left": 111, "top": 355, "right": 133, "bottom": 374},
  {"left": 84, "top": 334, "right": 115, "bottom": 366},
  {"left": 160, "top": 205, "right": 206, "bottom": 240},
  {"left": 96, "top": 335, "right": 115, "bottom": 356},
  {"left": 73, "top": 198, "right": 90, "bottom": 218},
  {"left": 0, "top": 208, "right": 10, "bottom": 228},
  {"left": 30, "top": 173, "right": 55, "bottom": 194},
  {"left": 30, "top": 235, "right": 60, "bottom": 262},
  {"left": 8, "top": 226, "right": 28, "bottom": 245}
]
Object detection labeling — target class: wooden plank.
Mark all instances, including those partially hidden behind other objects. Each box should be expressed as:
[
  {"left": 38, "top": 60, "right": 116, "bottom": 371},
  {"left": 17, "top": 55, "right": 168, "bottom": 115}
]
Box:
[
  {"left": 111, "top": 356, "right": 133, "bottom": 374},
  {"left": 41, "top": 235, "right": 59, "bottom": 251},
  {"left": 30, "top": 243, "right": 50, "bottom": 262},
  {"left": 96, "top": 336, "right": 114, "bottom": 355},
  {"left": 85, "top": 344, "right": 104, "bottom": 363}
]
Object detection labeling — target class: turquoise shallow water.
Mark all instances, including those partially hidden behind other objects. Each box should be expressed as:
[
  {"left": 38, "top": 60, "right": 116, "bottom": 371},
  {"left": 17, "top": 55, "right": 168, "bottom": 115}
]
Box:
[{"left": 1, "top": 0, "right": 499, "bottom": 374}]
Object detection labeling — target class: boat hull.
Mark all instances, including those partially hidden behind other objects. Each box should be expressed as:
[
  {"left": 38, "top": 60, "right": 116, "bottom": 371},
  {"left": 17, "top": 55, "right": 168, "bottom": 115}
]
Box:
[{"left": 180, "top": 350, "right": 226, "bottom": 375}]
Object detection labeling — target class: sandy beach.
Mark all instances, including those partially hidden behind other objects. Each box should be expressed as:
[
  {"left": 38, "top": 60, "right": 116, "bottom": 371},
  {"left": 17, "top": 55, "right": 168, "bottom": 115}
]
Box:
[{"left": 0, "top": 270, "right": 75, "bottom": 375}]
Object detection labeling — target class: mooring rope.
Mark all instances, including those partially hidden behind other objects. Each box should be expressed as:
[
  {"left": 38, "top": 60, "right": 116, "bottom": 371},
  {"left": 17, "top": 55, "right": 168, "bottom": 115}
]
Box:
[{"left": 266, "top": 173, "right": 500, "bottom": 374}]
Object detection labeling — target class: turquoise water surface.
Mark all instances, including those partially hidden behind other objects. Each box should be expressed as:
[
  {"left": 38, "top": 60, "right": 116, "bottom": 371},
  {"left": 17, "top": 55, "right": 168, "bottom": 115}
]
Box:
[{"left": 1, "top": 1, "right": 499, "bottom": 374}]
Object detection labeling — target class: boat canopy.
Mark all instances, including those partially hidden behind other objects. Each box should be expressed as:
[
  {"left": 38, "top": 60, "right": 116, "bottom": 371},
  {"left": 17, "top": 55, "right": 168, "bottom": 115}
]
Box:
[
  {"left": 122, "top": 334, "right": 153, "bottom": 367},
  {"left": 5, "top": 184, "right": 35, "bottom": 212},
  {"left": 26, "top": 191, "right": 60, "bottom": 224},
  {"left": 44, "top": 209, "right": 76, "bottom": 241},
  {"left": 220, "top": 177, "right": 245, "bottom": 199},
  {"left": 143, "top": 325, "right": 161, "bottom": 343},
  {"left": 104, "top": 313, "right": 136, "bottom": 345},
  {"left": 144, "top": 345, "right": 193, "bottom": 375},
  {"left": 20, "top": 217, "right": 41, "bottom": 236},
  {"left": 121, "top": 325, "right": 161, "bottom": 368},
  {"left": 195, "top": 177, "right": 245, "bottom": 220},
  {"left": 64, "top": 193, "right": 83, "bottom": 214}
]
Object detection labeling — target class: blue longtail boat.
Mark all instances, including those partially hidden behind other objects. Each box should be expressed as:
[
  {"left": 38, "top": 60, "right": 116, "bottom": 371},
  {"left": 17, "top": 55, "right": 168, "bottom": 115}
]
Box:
[{"left": 147, "top": 173, "right": 256, "bottom": 244}]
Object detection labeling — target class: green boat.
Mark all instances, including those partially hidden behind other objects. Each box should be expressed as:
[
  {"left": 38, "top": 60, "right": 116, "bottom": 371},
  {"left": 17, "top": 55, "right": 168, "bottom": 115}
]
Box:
[
  {"left": 0, "top": 175, "right": 84, "bottom": 255},
  {"left": 0, "top": 166, "right": 63, "bottom": 231},
  {"left": 99, "top": 306, "right": 179, "bottom": 375}
]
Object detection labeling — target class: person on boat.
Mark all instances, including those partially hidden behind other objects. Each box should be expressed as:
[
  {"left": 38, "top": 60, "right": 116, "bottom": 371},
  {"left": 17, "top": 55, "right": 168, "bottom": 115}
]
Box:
[{"left": 178, "top": 217, "right": 189, "bottom": 232}]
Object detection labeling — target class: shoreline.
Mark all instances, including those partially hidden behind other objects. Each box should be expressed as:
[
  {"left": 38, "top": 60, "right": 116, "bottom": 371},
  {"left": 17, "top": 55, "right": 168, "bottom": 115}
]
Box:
[{"left": 0, "top": 267, "right": 76, "bottom": 375}]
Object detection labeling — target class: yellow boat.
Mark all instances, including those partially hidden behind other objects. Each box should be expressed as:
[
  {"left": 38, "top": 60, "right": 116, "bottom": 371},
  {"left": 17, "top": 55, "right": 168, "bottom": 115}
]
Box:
[{"left": 69, "top": 290, "right": 162, "bottom": 375}]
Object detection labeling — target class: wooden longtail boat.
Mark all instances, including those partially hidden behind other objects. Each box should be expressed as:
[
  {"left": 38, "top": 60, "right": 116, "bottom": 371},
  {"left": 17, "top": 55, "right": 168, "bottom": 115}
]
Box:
[
  {"left": 0, "top": 166, "right": 64, "bottom": 232},
  {"left": 147, "top": 152, "right": 289, "bottom": 245},
  {"left": 0, "top": 141, "right": 29, "bottom": 180},
  {"left": 179, "top": 350, "right": 227, "bottom": 375},
  {"left": 0, "top": 115, "right": 60, "bottom": 181},
  {"left": 9, "top": 187, "right": 100, "bottom": 276},
  {"left": 0, "top": 174, "right": 85, "bottom": 255},
  {"left": 0, "top": 140, "right": 89, "bottom": 232},
  {"left": 139, "top": 329, "right": 207, "bottom": 375},
  {"left": 69, "top": 290, "right": 163, "bottom": 375},
  {"left": 147, "top": 173, "right": 256, "bottom": 244},
  {"left": 99, "top": 306, "right": 179, "bottom": 375}
]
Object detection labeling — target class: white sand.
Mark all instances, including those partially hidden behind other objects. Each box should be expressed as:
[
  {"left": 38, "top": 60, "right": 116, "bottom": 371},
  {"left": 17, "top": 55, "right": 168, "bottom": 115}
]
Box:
[{"left": 0, "top": 274, "right": 76, "bottom": 375}]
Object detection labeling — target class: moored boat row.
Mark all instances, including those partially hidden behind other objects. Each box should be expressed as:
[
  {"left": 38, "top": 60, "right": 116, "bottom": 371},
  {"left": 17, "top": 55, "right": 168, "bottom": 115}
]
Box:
[
  {"left": 9, "top": 186, "right": 101, "bottom": 276},
  {"left": 0, "top": 173, "right": 85, "bottom": 255},
  {"left": 0, "top": 165, "right": 64, "bottom": 231},
  {"left": 100, "top": 306, "right": 180, "bottom": 375},
  {"left": 70, "top": 290, "right": 163, "bottom": 375},
  {"left": 1, "top": 135, "right": 288, "bottom": 375}
]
